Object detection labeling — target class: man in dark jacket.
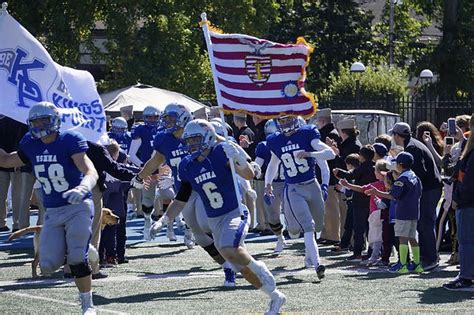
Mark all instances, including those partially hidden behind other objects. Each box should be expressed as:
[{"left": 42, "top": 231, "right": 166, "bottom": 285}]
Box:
[
  {"left": 313, "top": 109, "right": 344, "bottom": 244},
  {"left": 391, "top": 122, "right": 442, "bottom": 271}
]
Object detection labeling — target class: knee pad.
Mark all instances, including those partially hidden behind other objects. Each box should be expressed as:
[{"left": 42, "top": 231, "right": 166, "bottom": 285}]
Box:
[
  {"left": 269, "top": 222, "right": 283, "bottom": 234},
  {"left": 70, "top": 262, "right": 92, "bottom": 278},
  {"left": 142, "top": 205, "right": 154, "bottom": 215}
]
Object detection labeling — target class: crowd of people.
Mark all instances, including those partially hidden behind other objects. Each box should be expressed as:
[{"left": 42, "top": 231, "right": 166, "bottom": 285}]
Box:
[{"left": 0, "top": 103, "right": 473, "bottom": 314}]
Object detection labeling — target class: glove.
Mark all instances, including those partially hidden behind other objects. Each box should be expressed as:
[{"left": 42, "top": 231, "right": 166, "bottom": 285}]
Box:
[
  {"left": 62, "top": 185, "right": 89, "bottom": 204},
  {"left": 222, "top": 143, "right": 246, "bottom": 166},
  {"left": 264, "top": 194, "right": 274, "bottom": 206},
  {"left": 131, "top": 175, "right": 144, "bottom": 189},
  {"left": 158, "top": 175, "right": 175, "bottom": 190},
  {"left": 250, "top": 162, "right": 262, "bottom": 179},
  {"left": 321, "top": 184, "right": 328, "bottom": 202}
]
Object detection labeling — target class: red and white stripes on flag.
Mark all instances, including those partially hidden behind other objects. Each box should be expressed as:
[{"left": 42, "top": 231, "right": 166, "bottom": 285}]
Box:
[{"left": 201, "top": 19, "right": 317, "bottom": 118}]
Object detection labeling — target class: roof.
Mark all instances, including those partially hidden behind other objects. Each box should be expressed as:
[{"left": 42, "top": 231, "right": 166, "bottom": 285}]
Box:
[{"left": 331, "top": 109, "right": 400, "bottom": 116}]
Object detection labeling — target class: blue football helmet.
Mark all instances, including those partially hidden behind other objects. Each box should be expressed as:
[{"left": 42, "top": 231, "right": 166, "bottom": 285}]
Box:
[
  {"left": 110, "top": 117, "right": 128, "bottom": 135},
  {"left": 27, "top": 102, "right": 61, "bottom": 139},
  {"left": 274, "top": 115, "right": 302, "bottom": 135},
  {"left": 182, "top": 119, "right": 217, "bottom": 159},
  {"left": 142, "top": 105, "right": 161, "bottom": 127},
  {"left": 160, "top": 103, "right": 192, "bottom": 133}
]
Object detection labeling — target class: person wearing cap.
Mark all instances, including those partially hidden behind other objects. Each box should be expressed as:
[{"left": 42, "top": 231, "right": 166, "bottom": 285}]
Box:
[
  {"left": 373, "top": 143, "right": 390, "bottom": 162},
  {"left": 313, "top": 109, "right": 344, "bottom": 245},
  {"left": 120, "top": 105, "right": 135, "bottom": 131},
  {"left": 366, "top": 152, "right": 424, "bottom": 274},
  {"left": 390, "top": 122, "right": 442, "bottom": 271}
]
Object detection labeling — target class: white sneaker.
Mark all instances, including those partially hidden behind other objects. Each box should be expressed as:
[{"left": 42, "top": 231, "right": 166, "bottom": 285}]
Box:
[
  {"left": 273, "top": 237, "right": 286, "bottom": 254},
  {"left": 265, "top": 290, "right": 286, "bottom": 315},
  {"left": 80, "top": 294, "right": 96, "bottom": 315},
  {"left": 167, "top": 223, "right": 177, "bottom": 241},
  {"left": 304, "top": 255, "right": 313, "bottom": 268},
  {"left": 175, "top": 215, "right": 186, "bottom": 231},
  {"left": 184, "top": 228, "right": 195, "bottom": 249},
  {"left": 143, "top": 215, "right": 152, "bottom": 241},
  {"left": 150, "top": 218, "right": 165, "bottom": 239}
]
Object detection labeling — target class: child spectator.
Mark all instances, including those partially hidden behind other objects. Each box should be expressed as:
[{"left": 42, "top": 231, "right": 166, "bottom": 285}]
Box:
[
  {"left": 333, "top": 153, "right": 360, "bottom": 252},
  {"left": 334, "top": 145, "right": 376, "bottom": 261},
  {"left": 373, "top": 143, "right": 391, "bottom": 162},
  {"left": 366, "top": 152, "right": 424, "bottom": 274},
  {"left": 379, "top": 170, "right": 398, "bottom": 267},
  {"left": 340, "top": 160, "right": 390, "bottom": 265}
]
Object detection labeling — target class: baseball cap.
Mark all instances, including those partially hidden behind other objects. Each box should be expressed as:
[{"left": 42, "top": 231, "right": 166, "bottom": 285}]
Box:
[
  {"left": 337, "top": 119, "right": 355, "bottom": 129},
  {"left": 315, "top": 108, "right": 331, "bottom": 119},
  {"left": 396, "top": 152, "right": 414, "bottom": 166},
  {"left": 389, "top": 122, "right": 411, "bottom": 136},
  {"left": 373, "top": 143, "right": 388, "bottom": 157}
]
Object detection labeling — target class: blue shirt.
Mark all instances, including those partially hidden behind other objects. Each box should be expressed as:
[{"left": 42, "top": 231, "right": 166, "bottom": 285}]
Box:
[
  {"left": 390, "top": 170, "right": 423, "bottom": 220},
  {"left": 179, "top": 143, "right": 238, "bottom": 218},
  {"left": 153, "top": 131, "right": 188, "bottom": 191},
  {"left": 266, "top": 125, "right": 320, "bottom": 184},
  {"left": 18, "top": 131, "right": 89, "bottom": 208},
  {"left": 255, "top": 141, "right": 284, "bottom": 182},
  {"left": 108, "top": 131, "right": 132, "bottom": 153},
  {"left": 131, "top": 124, "right": 158, "bottom": 163}
]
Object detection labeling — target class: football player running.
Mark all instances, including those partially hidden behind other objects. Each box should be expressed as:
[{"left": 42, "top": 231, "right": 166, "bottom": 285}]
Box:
[
  {"left": 131, "top": 104, "right": 237, "bottom": 287},
  {"left": 0, "top": 102, "right": 98, "bottom": 314},
  {"left": 160, "top": 119, "right": 286, "bottom": 314},
  {"left": 108, "top": 117, "right": 132, "bottom": 153},
  {"left": 265, "top": 115, "right": 335, "bottom": 279}
]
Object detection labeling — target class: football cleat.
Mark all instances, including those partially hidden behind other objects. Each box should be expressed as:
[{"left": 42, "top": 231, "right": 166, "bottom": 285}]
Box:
[
  {"left": 273, "top": 237, "right": 286, "bottom": 254},
  {"left": 184, "top": 228, "right": 195, "bottom": 249},
  {"left": 223, "top": 268, "right": 236, "bottom": 287},
  {"left": 166, "top": 223, "right": 177, "bottom": 241},
  {"left": 265, "top": 289, "right": 286, "bottom": 315},
  {"left": 143, "top": 215, "right": 152, "bottom": 241},
  {"left": 149, "top": 217, "right": 166, "bottom": 239},
  {"left": 316, "top": 264, "right": 326, "bottom": 280}
]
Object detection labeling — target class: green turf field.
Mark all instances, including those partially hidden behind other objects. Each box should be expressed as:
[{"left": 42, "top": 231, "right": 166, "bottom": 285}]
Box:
[{"left": 0, "top": 237, "right": 473, "bottom": 314}]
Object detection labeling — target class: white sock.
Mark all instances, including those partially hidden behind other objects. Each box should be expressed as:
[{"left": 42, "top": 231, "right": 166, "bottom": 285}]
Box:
[
  {"left": 246, "top": 258, "right": 275, "bottom": 296},
  {"left": 277, "top": 234, "right": 285, "bottom": 243},
  {"left": 304, "top": 232, "right": 320, "bottom": 267},
  {"left": 223, "top": 261, "right": 233, "bottom": 270},
  {"left": 79, "top": 291, "right": 93, "bottom": 306}
]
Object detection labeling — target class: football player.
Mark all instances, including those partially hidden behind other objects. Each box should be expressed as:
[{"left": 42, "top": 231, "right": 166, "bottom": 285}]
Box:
[
  {"left": 128, "top": 105, "right": 161, "bottom": 238},
  {"left": 160, "top": 119, "right": 286, "bottom": 314},
  {"left": 0, "top": 102, "right": 98, "bottom": 314},
  {"left": 131, "top": 104, "right": 237, "bottom": 286},
  {"left": 264, "top": 115, "right": 335, "bottom": 279},
  {"left": 254, "top": 119, "right": 287, "bottom": 254},
  {"left": 108, "top": 117, "right": 132, "bottom": 153}
]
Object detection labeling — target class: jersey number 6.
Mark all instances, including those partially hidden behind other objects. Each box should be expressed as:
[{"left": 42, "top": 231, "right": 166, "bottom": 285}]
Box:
[{"left": 202, "top": 182, "right": 224, "bottom": 209}]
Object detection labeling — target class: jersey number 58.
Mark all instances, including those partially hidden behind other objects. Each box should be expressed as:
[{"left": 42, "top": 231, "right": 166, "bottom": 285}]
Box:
[{"left": 34, "top": 164, "right": 69, "bottom": 194}]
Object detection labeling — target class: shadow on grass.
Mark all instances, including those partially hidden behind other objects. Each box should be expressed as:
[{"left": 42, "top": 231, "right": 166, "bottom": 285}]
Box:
[
  {"left": 343, "top": 272, "right": 399, "bottom": 280},
  {"left": 127, "top": 248, "right": 188, "bottom": 260},
  {"left": 416, "top": 286, "right": 474, "bottom": 304}
]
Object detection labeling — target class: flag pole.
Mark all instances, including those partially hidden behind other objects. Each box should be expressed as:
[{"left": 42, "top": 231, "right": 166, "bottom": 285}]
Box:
[{"left": 200, "top": 12, "right": 245, "bottom": 217}]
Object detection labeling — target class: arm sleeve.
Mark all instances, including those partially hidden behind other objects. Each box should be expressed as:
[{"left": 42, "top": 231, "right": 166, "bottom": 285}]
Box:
[
  {"left": 310, "top": 138, "right": 336, "bottom": 160},
  {"left": 175, "top": 181, "right": 192, "bottom": 202},
  {"left": 128, "top": 138, "right": 143, "bottom": 166},
  {"left": 316, "top": 158, "right": 330, "bottom": 186},
  {"left": 337, "top": 168, "right": 358, "bottom": 181},
  {"left": 390, "top": 179, "right": 406, "bottom": 200},
  {"left": 254, "top": 157, "right": 265, "bottom": 168},
  {"left": 92, "top": 144, "right": 137, "bottom": 181},
  {"left": 16, "top": 148, "right": 31, "bottom": 165},
  {"left": 264, "top": 152, "right": 280, "bottom": 186}
]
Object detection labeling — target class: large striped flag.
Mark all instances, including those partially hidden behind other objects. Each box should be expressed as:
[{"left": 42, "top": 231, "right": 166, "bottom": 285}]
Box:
[{"left": 200, "top": 14, "right": 317, "bottom": 118}]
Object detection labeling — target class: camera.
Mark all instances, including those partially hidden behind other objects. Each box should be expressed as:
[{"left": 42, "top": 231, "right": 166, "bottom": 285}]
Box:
[
  {"left": 444, "top": 137, "right": 454, "bottom": 145},
  {"left": 447, "top": 118, "right": 456, "bottom": 136}
]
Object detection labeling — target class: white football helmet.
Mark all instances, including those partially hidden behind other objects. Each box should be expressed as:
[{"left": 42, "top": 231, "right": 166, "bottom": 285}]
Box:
[
  {"left": 264, "top": 119, "right": 278, "bottom": 136},
  {"left": 142, "top": 105, "right": 161, "bottom": 127},
  {"left": 160, "top": 103, "right": 192, "bottom": 133},
  {"left": 110, "top": 117, "right": 128, "bottom": 135},
  {"left": 27, "top": 102, "right": 61, "bottom": 139},
  {"left": 210, "top": 118, "right": 225, "bottom": 137},
  {"left": 182, "top": 119, "right": 217, "bottom": 158}
]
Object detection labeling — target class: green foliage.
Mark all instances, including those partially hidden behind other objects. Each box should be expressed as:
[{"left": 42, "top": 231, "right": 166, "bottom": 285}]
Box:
[{"left": 321, "top": 62, "right": 408, "bottom": 100}]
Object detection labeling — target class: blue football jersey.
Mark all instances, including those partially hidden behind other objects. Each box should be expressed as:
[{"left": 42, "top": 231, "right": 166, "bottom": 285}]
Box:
[
  {"left": 255, "top": 141, "right": 285, "bottom": 182},
  {"left": 19, "top": 131, "right": 89, "bottom": 208},
  {"left": 131, "top": 124, "right": 158, "bottom": 163},
  {"left": 179, "top": 143, "right": 238, "bottom": 218},
  {"left": 153, "top": 131, "right": 188, "bottom": 191},
  {"left": 108, "top": 131, "right": 132, "bottom": 153},
  {"left": 266, "top": 125, "right": 320, "bottom": 184}
]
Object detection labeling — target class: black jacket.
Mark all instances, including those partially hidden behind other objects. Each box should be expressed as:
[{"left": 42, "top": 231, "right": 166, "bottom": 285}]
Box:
[
  {"left": 0, "top": 116, "right": 29, "bottom": 172},
  {"left": 337, "top": 160, "right": 376, "bottom": 209},
  {"left": 404, "top": 137, "right": 442, "bottom": 191},
  {"left": 454, "top": 150, "right": 474, "bottom": 208},
  {"left": 317, "top": 123, "right": 341, "bottom": 185},
  {"left": 335, "top": 135, "right": 362, "bottom": 171},
  {"left": 86, "top": 141, "right": 137, "bottom": 192}
]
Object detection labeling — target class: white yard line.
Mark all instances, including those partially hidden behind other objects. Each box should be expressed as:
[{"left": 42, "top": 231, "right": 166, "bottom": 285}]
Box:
[{"left": 1, "top": 290, "right": 128, "bottom": 314}]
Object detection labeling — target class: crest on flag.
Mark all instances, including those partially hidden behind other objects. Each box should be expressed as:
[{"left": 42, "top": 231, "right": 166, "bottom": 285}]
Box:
[{"left": 240, "top": 39, "right": 273, "bottom": 86}]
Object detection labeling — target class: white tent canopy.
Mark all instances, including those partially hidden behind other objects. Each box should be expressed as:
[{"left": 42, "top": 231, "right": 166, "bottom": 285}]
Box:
[{"left": 101, "top": 83, "right": 207, "bottom": 114}]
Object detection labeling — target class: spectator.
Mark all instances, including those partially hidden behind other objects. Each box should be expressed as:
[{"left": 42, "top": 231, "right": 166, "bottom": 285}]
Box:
[
  {"left": 390, "top": 122, "right": 442, "bottom": 271},
  {"left": 417, "top": 121, "right": 444, "bottom": 167},
  {"left": 120, "top": 105, "right": 135, "bottom": 131},
  {"left": 443, "top": 114, "right": 474, "bottom": 291},
  {"left": 233, "top": 113, "right": 255, "bottom": 159},
  {"left": 372, "top": 143, "right": 390, "bottom": 162},
  {"left": 334, "top": 145, "right": 376, "bottom": 261},
  {"left": 314, "top": 109, "right": 345, "bottom": 245},
  {"left": 374, "top": 134, "right": 392, "bottom": 152}
]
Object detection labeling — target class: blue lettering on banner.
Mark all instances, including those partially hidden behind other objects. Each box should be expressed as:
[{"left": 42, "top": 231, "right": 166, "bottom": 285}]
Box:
[{"left": 0, "top": 48, "right": 46, "bottom": 108}]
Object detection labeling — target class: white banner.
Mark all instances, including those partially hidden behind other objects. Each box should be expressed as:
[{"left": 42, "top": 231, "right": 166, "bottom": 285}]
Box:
[{"left": 0, "top": 8, "right": 108, "bottom": 143}]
